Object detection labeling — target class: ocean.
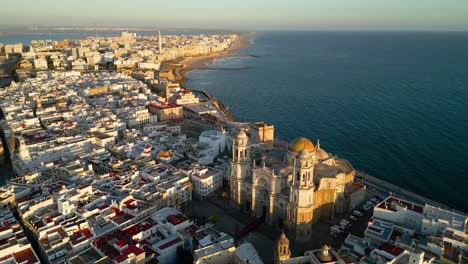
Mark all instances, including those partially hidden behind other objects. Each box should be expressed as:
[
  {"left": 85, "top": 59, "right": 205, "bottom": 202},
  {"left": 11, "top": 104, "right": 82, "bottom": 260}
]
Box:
[
  {"left": 1, "top": 30, "right": 467, "bottom": 211},
  {"left": 184, "top": 31, "right": 468, "bottom": 212}
]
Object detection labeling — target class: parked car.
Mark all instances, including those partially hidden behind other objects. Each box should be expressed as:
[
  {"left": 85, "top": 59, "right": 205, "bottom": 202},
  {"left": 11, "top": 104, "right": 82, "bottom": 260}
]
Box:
[
  {"left": 350, "top": 215, "right": 357, "bottom": 221},
  {"left": 340, "top": 219, "right": 352, "bottom": 228},
  {"left": 330, "top": 226, "right": 342, "bottom": 234},
  {"left": 353, "top": 210, "right": 363, "bottom": 217}
]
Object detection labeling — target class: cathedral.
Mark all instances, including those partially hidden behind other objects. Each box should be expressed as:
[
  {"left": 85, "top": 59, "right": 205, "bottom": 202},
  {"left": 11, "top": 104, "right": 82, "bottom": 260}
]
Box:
[{"left": 230, "top": 127, "right": 366, "bottom": 241}]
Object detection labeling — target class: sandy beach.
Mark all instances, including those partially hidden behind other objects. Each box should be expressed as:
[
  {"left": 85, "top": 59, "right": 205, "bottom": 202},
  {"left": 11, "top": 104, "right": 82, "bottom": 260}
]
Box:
[{"left": 179, "top": 32, "right": 254, "bottom": 69}]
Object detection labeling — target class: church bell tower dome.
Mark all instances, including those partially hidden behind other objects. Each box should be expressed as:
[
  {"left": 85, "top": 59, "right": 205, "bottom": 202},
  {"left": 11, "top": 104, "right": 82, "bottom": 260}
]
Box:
[{"left": 237, "top": 129, "right": 248, "bottom": 140}]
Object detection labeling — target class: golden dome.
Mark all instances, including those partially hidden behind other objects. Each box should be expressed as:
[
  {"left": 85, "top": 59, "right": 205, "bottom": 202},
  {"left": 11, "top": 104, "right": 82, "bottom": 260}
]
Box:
[{"left": 288, "top": 137, "right": 314, "bottom": 153}]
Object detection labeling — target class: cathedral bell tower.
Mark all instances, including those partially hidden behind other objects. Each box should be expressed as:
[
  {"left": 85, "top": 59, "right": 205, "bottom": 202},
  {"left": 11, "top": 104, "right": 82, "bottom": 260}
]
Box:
[
  {"left": 230, "top": 129, "right": 252, "bottom": 209},
  {"left": 288, "top": 148, "right": 315, "bottom": 241},
  {"left": 275, "top": 231, "right": 291, "bottom": 263}
]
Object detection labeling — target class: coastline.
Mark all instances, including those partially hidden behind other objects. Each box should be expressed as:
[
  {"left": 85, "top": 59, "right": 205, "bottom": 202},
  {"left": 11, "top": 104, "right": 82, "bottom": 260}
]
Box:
[
  {"left": 176, "top": 32, "right": 254, "bottom": 86},
  {"left": 173, "top": 34, "right": 467, "bottom": 214},
  {"left": 180, "top": 32, "right": 254, "bottom": 68}
]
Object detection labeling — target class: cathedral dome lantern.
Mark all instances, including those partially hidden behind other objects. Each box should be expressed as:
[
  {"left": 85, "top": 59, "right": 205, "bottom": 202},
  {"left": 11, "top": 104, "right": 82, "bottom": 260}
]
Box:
[
  {"left": 317, "top": 245, "right": 334, "bottom": 262},
  {"left": 288, "top": 137, "right": 314, "bottom": 153},
  {"left": 297, "top": 148, "right": 311, "bottom": 160}
]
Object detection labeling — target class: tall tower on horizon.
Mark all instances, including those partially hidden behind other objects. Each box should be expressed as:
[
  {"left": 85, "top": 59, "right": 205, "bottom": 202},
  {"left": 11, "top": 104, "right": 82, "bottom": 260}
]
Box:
[{"left": 158, "top": 30, "right": 162, "bottom": 53}]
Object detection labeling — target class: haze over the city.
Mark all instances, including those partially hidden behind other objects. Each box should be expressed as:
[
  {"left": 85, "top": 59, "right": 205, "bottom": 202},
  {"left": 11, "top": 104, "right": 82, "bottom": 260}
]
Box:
[{"left": 2, "top": 0, "right": 468, "bottom": 30}]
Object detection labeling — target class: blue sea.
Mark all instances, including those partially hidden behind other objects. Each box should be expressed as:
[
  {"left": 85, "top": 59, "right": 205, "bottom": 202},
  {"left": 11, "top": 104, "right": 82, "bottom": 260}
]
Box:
[
  {"left": 185, "top": 31, "right": 468, "bottom": 212},
  {"left": 1, "top": 30, "right": 467, "bottom": 212}
]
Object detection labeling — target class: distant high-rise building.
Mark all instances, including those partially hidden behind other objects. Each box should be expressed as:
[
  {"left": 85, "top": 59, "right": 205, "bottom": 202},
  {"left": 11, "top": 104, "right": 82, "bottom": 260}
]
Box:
[
  {"left": 121, "top": 31, "right": 135, "bottom": 49},
  {"left": 158, "top": 30, "right": 163, "bottom": 53}
]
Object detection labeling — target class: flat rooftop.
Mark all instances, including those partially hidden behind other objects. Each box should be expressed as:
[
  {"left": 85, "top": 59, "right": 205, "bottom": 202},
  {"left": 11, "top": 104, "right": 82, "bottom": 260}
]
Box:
[
  {"left": 365, "top": 219, "right": 394, "bottom": 242},
  {"left": 151, "top": 103, "right": 180, "bottom": 109},
  {"left": 376, "top": 196, "right": 424, "bottom": 214}
]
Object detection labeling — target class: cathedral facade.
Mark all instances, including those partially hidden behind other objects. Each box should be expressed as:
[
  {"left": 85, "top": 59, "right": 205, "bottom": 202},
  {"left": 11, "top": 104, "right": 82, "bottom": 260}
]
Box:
[{"left": 230, "top": 129, "right": 366, "bottom": 241}]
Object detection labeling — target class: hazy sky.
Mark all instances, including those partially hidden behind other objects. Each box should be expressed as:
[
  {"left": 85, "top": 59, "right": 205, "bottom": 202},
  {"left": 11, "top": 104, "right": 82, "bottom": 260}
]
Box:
[{"left": 2, "top": 0, "right": 468, "bottom": 30}]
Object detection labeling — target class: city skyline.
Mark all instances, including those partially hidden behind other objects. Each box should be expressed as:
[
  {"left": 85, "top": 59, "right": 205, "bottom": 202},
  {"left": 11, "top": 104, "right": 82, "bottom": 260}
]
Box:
[
  {"left": 0, "top": 1, "right": 467, "bottom": 263},
  {"left": 2, "top": 0, "right": 468, "bottom": 31}
]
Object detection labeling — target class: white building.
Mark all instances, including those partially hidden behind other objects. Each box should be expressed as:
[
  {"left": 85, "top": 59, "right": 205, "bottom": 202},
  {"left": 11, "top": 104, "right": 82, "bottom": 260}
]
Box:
[
  {"left": 199, "top": 130, "right": 226, "bottom": 157},
  {"left": 190, "top": 167, "right": 222, "bottom": 199},
  {"left": 126, "top": 108, "right": 151, "bottom": 128},
  {"left": 373, "top": 197, "right": 425, "bottom": 231},
  {"left": 374, "top": 196, "right": 467, "bottom": 236},
  {"left": 232, "top": 242, "right": 263, "bottom": 264},
  {"left": 72, "top": 59, "right": 88, "bottom": 71},
  {"left": 421, "top": 204, "right": 467, "bottom": 236},
  {"left": 175, "top": 90, "right": 200, "bottom": 105},
  {"left": 34, "top": 58, "right": 48, "bottom": 70},
  {"left": 188, "top": 143, "right": 214, "bottom": 165},
  {"left": 138, "top": 62, "right": 161, "bottom": 70}
]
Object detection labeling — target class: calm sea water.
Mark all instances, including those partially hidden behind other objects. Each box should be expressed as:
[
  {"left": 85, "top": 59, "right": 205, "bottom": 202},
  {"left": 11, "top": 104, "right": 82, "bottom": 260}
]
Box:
[{"left": 185, "top": 31, "right": 468, "bottom": 212}]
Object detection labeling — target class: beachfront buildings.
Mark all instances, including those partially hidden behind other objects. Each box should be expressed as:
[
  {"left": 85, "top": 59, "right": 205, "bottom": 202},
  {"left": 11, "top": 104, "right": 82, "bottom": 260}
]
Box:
[
  {"left": 230, "top": 130, "right": 366, "bottom": 241},
  {"left": 175, "top": 89, "right": 200, "bottom": 105}
]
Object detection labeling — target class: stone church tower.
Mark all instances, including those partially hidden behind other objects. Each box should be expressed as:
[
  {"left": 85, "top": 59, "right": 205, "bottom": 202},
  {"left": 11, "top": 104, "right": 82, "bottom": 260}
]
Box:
[
  {"left": 230, "top": 129, "right": 252, "bottom": 210},
  {"left": 288, "top": 148, "right": 315, "bottom": 241},
  {"left": 275, "top": 231, "right": 291, "bottom": 263}
]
